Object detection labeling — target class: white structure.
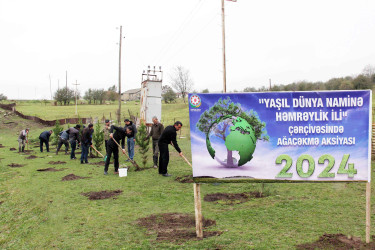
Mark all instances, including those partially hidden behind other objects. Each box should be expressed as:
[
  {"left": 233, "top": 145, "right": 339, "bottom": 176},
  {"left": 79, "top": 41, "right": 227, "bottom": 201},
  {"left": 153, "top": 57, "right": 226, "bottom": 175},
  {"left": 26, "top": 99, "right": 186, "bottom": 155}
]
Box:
[{"left": 140, "top": 66, "right": 163, "bottom": 126}]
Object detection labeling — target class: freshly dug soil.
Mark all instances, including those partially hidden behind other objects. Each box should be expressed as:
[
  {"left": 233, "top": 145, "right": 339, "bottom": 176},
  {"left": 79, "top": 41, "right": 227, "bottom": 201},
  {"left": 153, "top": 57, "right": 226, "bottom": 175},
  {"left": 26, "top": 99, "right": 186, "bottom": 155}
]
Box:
[
  {"left": 89, "top": 161, "right": 108, "bottom": 166},
  {"left": 26, "top": 155, "right": 37, "bottom": 159},
  {"left": 175, "top": 175, "right": 194, "bottom": 183},
  {"left": 62, "top": 174, "right": 89, "bottom": 181},
  {"left": 137, "top": 213, "right": 221, "bottom": 242},
  {"left": 81, "top": 190, "right": 123, "bottom": 200},
  {"left": 8, "top": 163, "right": 25, "bottom": 168},
  {"left": 0, "top": 144, "right": 5, "bottom": 148},
  {"left": 9, "top": 148, "right": 16, "bottom": 151},
  {"left": 24, "top": 150, "right": 33, "bottom": 153},
  {"left": 204, "top": 191, "right": 267, "bottom": 204},
  {"left": 0, "top": 201, "right": 3, "bottom": 205},
  {"left": 296, "top": 233, "right": 375, "bottom": 249},
  {"left": 37, "top": 168, "right": 66, "bottom": 172},
  {"left": 48, "top": 161, "right": 67, "bottom": 165}
]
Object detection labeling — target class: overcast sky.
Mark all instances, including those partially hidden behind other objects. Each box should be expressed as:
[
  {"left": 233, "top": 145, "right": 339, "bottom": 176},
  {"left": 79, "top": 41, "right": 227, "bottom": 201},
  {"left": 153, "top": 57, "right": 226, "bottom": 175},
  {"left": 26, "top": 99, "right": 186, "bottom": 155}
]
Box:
[{"left": 1, "top": 0, "right": 374, "bottom": 100}]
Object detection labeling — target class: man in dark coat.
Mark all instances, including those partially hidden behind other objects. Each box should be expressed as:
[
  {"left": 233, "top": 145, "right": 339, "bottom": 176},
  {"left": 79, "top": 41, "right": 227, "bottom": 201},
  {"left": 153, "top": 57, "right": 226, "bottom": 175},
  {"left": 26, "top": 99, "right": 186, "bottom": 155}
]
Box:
[
  {"left": 145, "top": 116, "right": 164, "bottom": 168},
  {"left": 68, "top": 125, "right": 81, "bottom": 159},
  {"left": 104, "top": 125, "right": 126, "bottom": 175},
  {"left": 80, "top": 124, "right": 94, "bottom": 164},
  {"left": 39, "top": 130, "right": 53, "bottom": 152},
  {"left": 124, "top": 119, "right": 137, "bottom": 161},
  {"left": 158, "top": 121, "right": 183, "bottom": 177}
]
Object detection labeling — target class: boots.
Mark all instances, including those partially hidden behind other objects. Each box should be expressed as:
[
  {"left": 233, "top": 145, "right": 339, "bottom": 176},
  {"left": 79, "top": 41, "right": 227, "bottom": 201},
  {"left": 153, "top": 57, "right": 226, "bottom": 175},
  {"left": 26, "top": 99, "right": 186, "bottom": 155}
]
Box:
[
  {"left": 22, "top": 146, "right": 25, "bottom": 152},
  {"left": 153, "top": 156, "right": 158, "bottom": 168},
  {"left": 19, "top": 146, "right": 21, "bottom": 153}
]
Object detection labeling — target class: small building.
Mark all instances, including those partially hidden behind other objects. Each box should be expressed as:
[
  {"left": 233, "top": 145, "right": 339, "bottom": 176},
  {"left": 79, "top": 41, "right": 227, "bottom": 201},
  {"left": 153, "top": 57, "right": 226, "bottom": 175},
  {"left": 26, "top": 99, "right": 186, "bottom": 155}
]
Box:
[{"left": 121, "top": 88, "right": 141, "bottom": 101}]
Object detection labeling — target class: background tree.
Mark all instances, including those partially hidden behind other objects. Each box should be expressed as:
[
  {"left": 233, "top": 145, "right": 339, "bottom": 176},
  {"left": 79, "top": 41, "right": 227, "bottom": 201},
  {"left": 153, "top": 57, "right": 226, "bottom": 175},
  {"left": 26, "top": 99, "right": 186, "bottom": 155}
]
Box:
[
  {"left": 243, "top": 87, "right": 257, "bottom": 92},
  {"left": 352, "top": 75, "right": 372, "bottom": 89},
  {"left": 0, "top": 93, "right": 7, "bottom": 102},
  {"left": 202, "top": 88, "right": 209, "bottom": 93},
  {"left": 106, "top": 85, "right": 119, "bottom": 102},
  {"left": 162, "top": 89, "right": 177, "bottom": 104},
  {"left": 170, "top": 66, "right": 193, "bottom": 103},
  {"left": 54, "top": 87, "right": 75, "bottom": 105},
  {"left": 196, "top": 97, "right": 268, "bottom": 165},
  {"left": 84, "top": 89, "right": 93, "bottom": 104},
  {"left": 135, "top": 123, "right": 150, "bottom": 170},
  {"left": 92, "top": 121, "right": 104, "bottom": 156}
]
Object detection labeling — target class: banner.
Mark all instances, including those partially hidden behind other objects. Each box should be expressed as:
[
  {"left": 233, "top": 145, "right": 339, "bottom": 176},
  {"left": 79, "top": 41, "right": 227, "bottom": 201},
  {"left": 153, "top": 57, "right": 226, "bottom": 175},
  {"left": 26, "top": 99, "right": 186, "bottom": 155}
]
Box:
[{"left": 188, "top": 90, "right": 372, "bottom": 182}]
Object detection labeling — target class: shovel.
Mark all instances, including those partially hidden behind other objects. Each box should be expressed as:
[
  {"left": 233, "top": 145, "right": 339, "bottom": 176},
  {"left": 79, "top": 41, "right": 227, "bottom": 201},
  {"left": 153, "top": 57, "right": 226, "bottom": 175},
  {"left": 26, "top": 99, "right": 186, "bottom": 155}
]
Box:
[
  {"left": 111, "top": 137, "right": 140, "bottom": 169},
  {"left": 171, "top": 142, "right": 192, "bottom": 167},
  {"left": 90, "top": 145, "right": 107, "bottom": 161}
]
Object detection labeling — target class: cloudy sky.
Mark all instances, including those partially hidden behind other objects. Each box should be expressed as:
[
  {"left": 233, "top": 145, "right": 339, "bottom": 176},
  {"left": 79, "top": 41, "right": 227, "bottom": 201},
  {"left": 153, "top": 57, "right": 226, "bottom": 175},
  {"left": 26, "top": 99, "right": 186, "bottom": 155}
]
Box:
[{"left": 1, "top": 0, "right": 374, "bottom": 99}]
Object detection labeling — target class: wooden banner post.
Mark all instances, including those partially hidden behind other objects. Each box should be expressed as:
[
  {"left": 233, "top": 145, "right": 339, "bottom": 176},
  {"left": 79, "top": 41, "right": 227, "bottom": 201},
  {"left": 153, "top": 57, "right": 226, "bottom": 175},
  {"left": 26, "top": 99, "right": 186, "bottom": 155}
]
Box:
[
  {"left": 366, "top": 181, "right": 371, "bottom": 243},
  {"left": 194, "top": 183, "right": 203, "bottom": 238}
]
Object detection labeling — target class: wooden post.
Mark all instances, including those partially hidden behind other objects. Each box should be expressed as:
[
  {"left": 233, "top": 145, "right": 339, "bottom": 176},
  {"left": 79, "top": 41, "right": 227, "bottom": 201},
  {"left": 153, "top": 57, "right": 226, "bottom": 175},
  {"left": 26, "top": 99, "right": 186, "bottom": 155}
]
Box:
[
  {"left": 366, "top": 181, "right": 371, "bottom": 243},
  {"left": 194, "top": 183, "right": 203, "bottom": 238}
]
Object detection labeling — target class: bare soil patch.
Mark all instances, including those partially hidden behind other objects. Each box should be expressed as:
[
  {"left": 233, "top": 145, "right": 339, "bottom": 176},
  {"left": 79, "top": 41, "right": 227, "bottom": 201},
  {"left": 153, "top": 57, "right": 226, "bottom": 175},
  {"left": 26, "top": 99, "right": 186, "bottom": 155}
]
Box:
[
  {"left": 88, "top": 161, "right": 110, "bottom": 166},
  {"left": 175, "top": 175, "right": 194, "bottom": 183},
  {"left": 8, "top": 163, "right": 25, "bottom": 168},
  {"left": 137, "top": 213, "right": 221, "bottom": 242},
  {"left": 296, "top": 233, "right": 375, "bottom": 249},
  {"left": 81, "top": 190, "right": 123, "bottom": 200},
  {"left": 48, "top": 161, "right": 66, "bottom": 165},
  {"left": 0, "top": 201, "right": 3, "bottom": 205},
  {"left": 204, "top": 191, "right": 267, "bottom": 205},
  {"left": 9, "top": 148, "right": 16, "bottom": 151},
  {"left": 0, "top": 144, "right": 5, "bottom": 148},
  {"left": 37, "top": 168, "right": 66, "bottom": 172},
  {"left": 26, "top": 155, "right": 37, "bottom": 159},
  {"left": 62, "top": 174, "right": 90, "bottom": 181}
]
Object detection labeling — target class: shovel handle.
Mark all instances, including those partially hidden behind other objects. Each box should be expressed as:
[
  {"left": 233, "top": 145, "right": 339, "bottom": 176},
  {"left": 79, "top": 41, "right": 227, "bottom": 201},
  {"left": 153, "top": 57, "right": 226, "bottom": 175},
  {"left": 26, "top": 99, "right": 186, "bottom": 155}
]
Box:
[{"left": 90, "top": 145, "right": 104, "bottom": 158}]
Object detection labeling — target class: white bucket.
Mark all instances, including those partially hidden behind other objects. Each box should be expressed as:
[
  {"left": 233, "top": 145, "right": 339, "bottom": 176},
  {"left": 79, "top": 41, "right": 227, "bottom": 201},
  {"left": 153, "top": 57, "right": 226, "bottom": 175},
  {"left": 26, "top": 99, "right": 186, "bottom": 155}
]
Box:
[{"left": 119, "top": 167, "right": 127, "bottom": 177}]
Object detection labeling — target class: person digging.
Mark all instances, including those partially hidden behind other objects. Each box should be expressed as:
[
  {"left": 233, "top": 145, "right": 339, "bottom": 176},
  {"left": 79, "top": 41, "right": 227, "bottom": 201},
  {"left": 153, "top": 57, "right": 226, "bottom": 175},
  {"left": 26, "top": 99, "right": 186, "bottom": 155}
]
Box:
[
  {"left": 104, "top": 125, "right": 126, "bottom": 175},
  {"left": 39, "top": 130, "right": 53, "bottom": 152},
  {"left": 18, "top": 128, "right": 29, "bottom": 153},
  {"left": 158, "top": 121, "right": 183, "bottom": 177}
]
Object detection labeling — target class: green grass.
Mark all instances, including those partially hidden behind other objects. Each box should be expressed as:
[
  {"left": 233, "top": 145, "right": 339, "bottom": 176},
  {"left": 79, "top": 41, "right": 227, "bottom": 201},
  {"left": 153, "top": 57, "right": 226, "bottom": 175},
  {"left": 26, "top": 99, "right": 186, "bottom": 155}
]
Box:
[{"left": 1, "top": 100, "right": 374, "bottom": 249}]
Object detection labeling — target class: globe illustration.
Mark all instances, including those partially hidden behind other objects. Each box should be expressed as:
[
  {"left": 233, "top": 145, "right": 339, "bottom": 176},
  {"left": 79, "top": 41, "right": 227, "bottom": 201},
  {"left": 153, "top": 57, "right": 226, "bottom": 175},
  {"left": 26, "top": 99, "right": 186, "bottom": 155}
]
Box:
[{"left": 206, "top": 116, "right": 257, "bottom": 167}]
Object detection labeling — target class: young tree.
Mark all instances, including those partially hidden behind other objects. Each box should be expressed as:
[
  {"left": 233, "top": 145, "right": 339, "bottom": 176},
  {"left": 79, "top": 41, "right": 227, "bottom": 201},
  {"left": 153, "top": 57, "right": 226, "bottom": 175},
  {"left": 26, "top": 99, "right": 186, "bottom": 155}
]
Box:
[
  {"left": 92, "top": 120, "right": 104, "bottom": 156},
  {"left": 52, "top": 120, "right": 64, "bottom": 146},
  {"left": 196, "top": 97, "right": 268, "bottom": 165},
  {"left": 135, "top": 123, "right": 150, "bottom": 169},
  {"left": 170, "top": 66, "right": 193, "bottom": 103}
]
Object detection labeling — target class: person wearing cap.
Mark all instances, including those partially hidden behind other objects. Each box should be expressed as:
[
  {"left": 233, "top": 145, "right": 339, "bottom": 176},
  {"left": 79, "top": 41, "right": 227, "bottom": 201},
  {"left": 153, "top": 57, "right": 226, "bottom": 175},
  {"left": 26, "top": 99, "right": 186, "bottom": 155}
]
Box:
[
  {"left": 56, "top": 129, "right": 69, "bottom": 155},
  {"left": 102, "top": 119, "right": 111, "bottom": 154},
  {"left": 80, "top": 123, "right": 94, "bottom": 164},
  {"left": 39, "top": 130, "right": 53, "bottom": 152},
  {"left": 18, "top": 128, "right": 29, "bottom": 152},
  {"left": 124, "top": 119, "right": 137, "bottom": 161},
  {"left": 145, "top": 116, "right": 164, "bottom": 168},
  {"left": 158, "top": 121, "right": 183, "bottom": 177},
  {"left": 68, "top": 125, "right": 81, "bottom": 159}
]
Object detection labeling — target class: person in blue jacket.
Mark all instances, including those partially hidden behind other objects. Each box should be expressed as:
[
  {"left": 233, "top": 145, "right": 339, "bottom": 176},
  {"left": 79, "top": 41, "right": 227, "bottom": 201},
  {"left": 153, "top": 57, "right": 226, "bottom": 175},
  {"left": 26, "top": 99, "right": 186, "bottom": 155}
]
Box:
[
  {"left": 56, "top": 129, "right": 69, "bottom": 155},
  {"left": 39, "top": 130, "right": 53, "bottom": 152}
]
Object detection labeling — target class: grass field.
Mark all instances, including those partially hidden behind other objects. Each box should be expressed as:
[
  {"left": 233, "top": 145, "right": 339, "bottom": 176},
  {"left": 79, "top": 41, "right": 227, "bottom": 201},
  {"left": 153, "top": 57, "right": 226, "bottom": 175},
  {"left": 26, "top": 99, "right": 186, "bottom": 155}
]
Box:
[{"left": 1, "top": 99, "right": 375, "bottom": 249}]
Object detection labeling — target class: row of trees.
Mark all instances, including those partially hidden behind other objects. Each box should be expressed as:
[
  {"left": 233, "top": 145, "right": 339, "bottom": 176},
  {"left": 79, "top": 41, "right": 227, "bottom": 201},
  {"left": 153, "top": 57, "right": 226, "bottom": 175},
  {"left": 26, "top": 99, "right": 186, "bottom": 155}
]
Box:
[{"left": 0, "top": 93, "right": 7, "bottom": 101}]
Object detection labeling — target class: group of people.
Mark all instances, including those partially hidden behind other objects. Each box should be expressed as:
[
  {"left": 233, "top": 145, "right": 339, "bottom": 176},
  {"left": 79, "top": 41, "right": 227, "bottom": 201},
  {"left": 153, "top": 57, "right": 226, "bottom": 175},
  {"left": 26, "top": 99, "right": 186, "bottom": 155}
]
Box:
[{"left": 17, "top": 116, "right": 184, "bottom": 177}]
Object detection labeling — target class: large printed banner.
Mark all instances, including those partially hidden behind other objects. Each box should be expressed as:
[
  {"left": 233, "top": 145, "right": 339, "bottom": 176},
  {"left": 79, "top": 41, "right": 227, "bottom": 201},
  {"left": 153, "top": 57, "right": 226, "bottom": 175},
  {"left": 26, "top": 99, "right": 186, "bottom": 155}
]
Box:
[{"left": 188, "top": 90, "right": 372, "bottom": 182}]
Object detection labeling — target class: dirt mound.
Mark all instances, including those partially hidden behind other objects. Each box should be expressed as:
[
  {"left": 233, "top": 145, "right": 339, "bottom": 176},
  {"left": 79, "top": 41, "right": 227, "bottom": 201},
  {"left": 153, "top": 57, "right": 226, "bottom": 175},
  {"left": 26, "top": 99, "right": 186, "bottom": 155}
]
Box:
[
  {"left": 26, "top": 155, "right": 37, "bottom": 159},
  {"left": 48, "top": 161, "right": 66, "bottom": 165},
  {"left": 8, "top": 163, "right": 25, "bottom": 168},
  {"left": 81, "top": 190, "right": 123, "bottom": 200},
  {"left": 89, "top": 161, "right": 107, "bottom": 166},
  {"left": 296, "top": 233, "right": 375, "bottom": 249},
  {"left": 37, "top": 168, "right": 66, "bottom": 172},
  {"left": 0, "top": 201, "right": 3, "bottom": 205},
  {"left": 204, "top": 191, "right": 266, "bottom": 204},
  {"left": 175, "top": 175, "right": 194, "bottom": 183},
  {"left": 9, "top": 148, "right": 16, "bottom": 151},
  {"left": 0, "top": 144, "right": 4, "bottom": 148},
  {"left": 137, "top": 213, "right": 221, "bottom": 242},
  {"left": 62, "top": 174, "right": 89, "bottom": 181},
  {"left": 24, "top": 150, "right": 33, "bottom": 153}
]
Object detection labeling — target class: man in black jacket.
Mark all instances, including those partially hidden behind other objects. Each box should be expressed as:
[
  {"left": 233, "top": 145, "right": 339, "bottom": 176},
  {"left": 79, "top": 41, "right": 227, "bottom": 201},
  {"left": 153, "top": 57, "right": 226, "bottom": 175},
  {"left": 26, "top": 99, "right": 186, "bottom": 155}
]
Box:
[
  {"left": 80, "top": 124, "right": 94, "bottom": 164},
  {"left": 104, "top": 125, "right": 126, "bottom": 175},
  {"left": 39, "top": 130, "right": 53, "bottom": 152},
  {"left": 158, "top": 121, "right": 183, "bottom": 177}
]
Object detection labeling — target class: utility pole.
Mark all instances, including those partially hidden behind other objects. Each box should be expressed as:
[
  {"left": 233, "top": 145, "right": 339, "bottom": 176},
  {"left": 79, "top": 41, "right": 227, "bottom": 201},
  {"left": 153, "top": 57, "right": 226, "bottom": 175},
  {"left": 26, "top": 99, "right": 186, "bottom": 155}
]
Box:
[
  {"left": 118, "top": 25, "right": 123, "bottom": 124},
  {"left": 269, "top": 79, "right": 272, "bottom": 91},
  {"left": 221, "top": 0, "right": 227, "bottom": 93},
  {"left": 72, "top": 80, "right": 80, "bottom": 115}
]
